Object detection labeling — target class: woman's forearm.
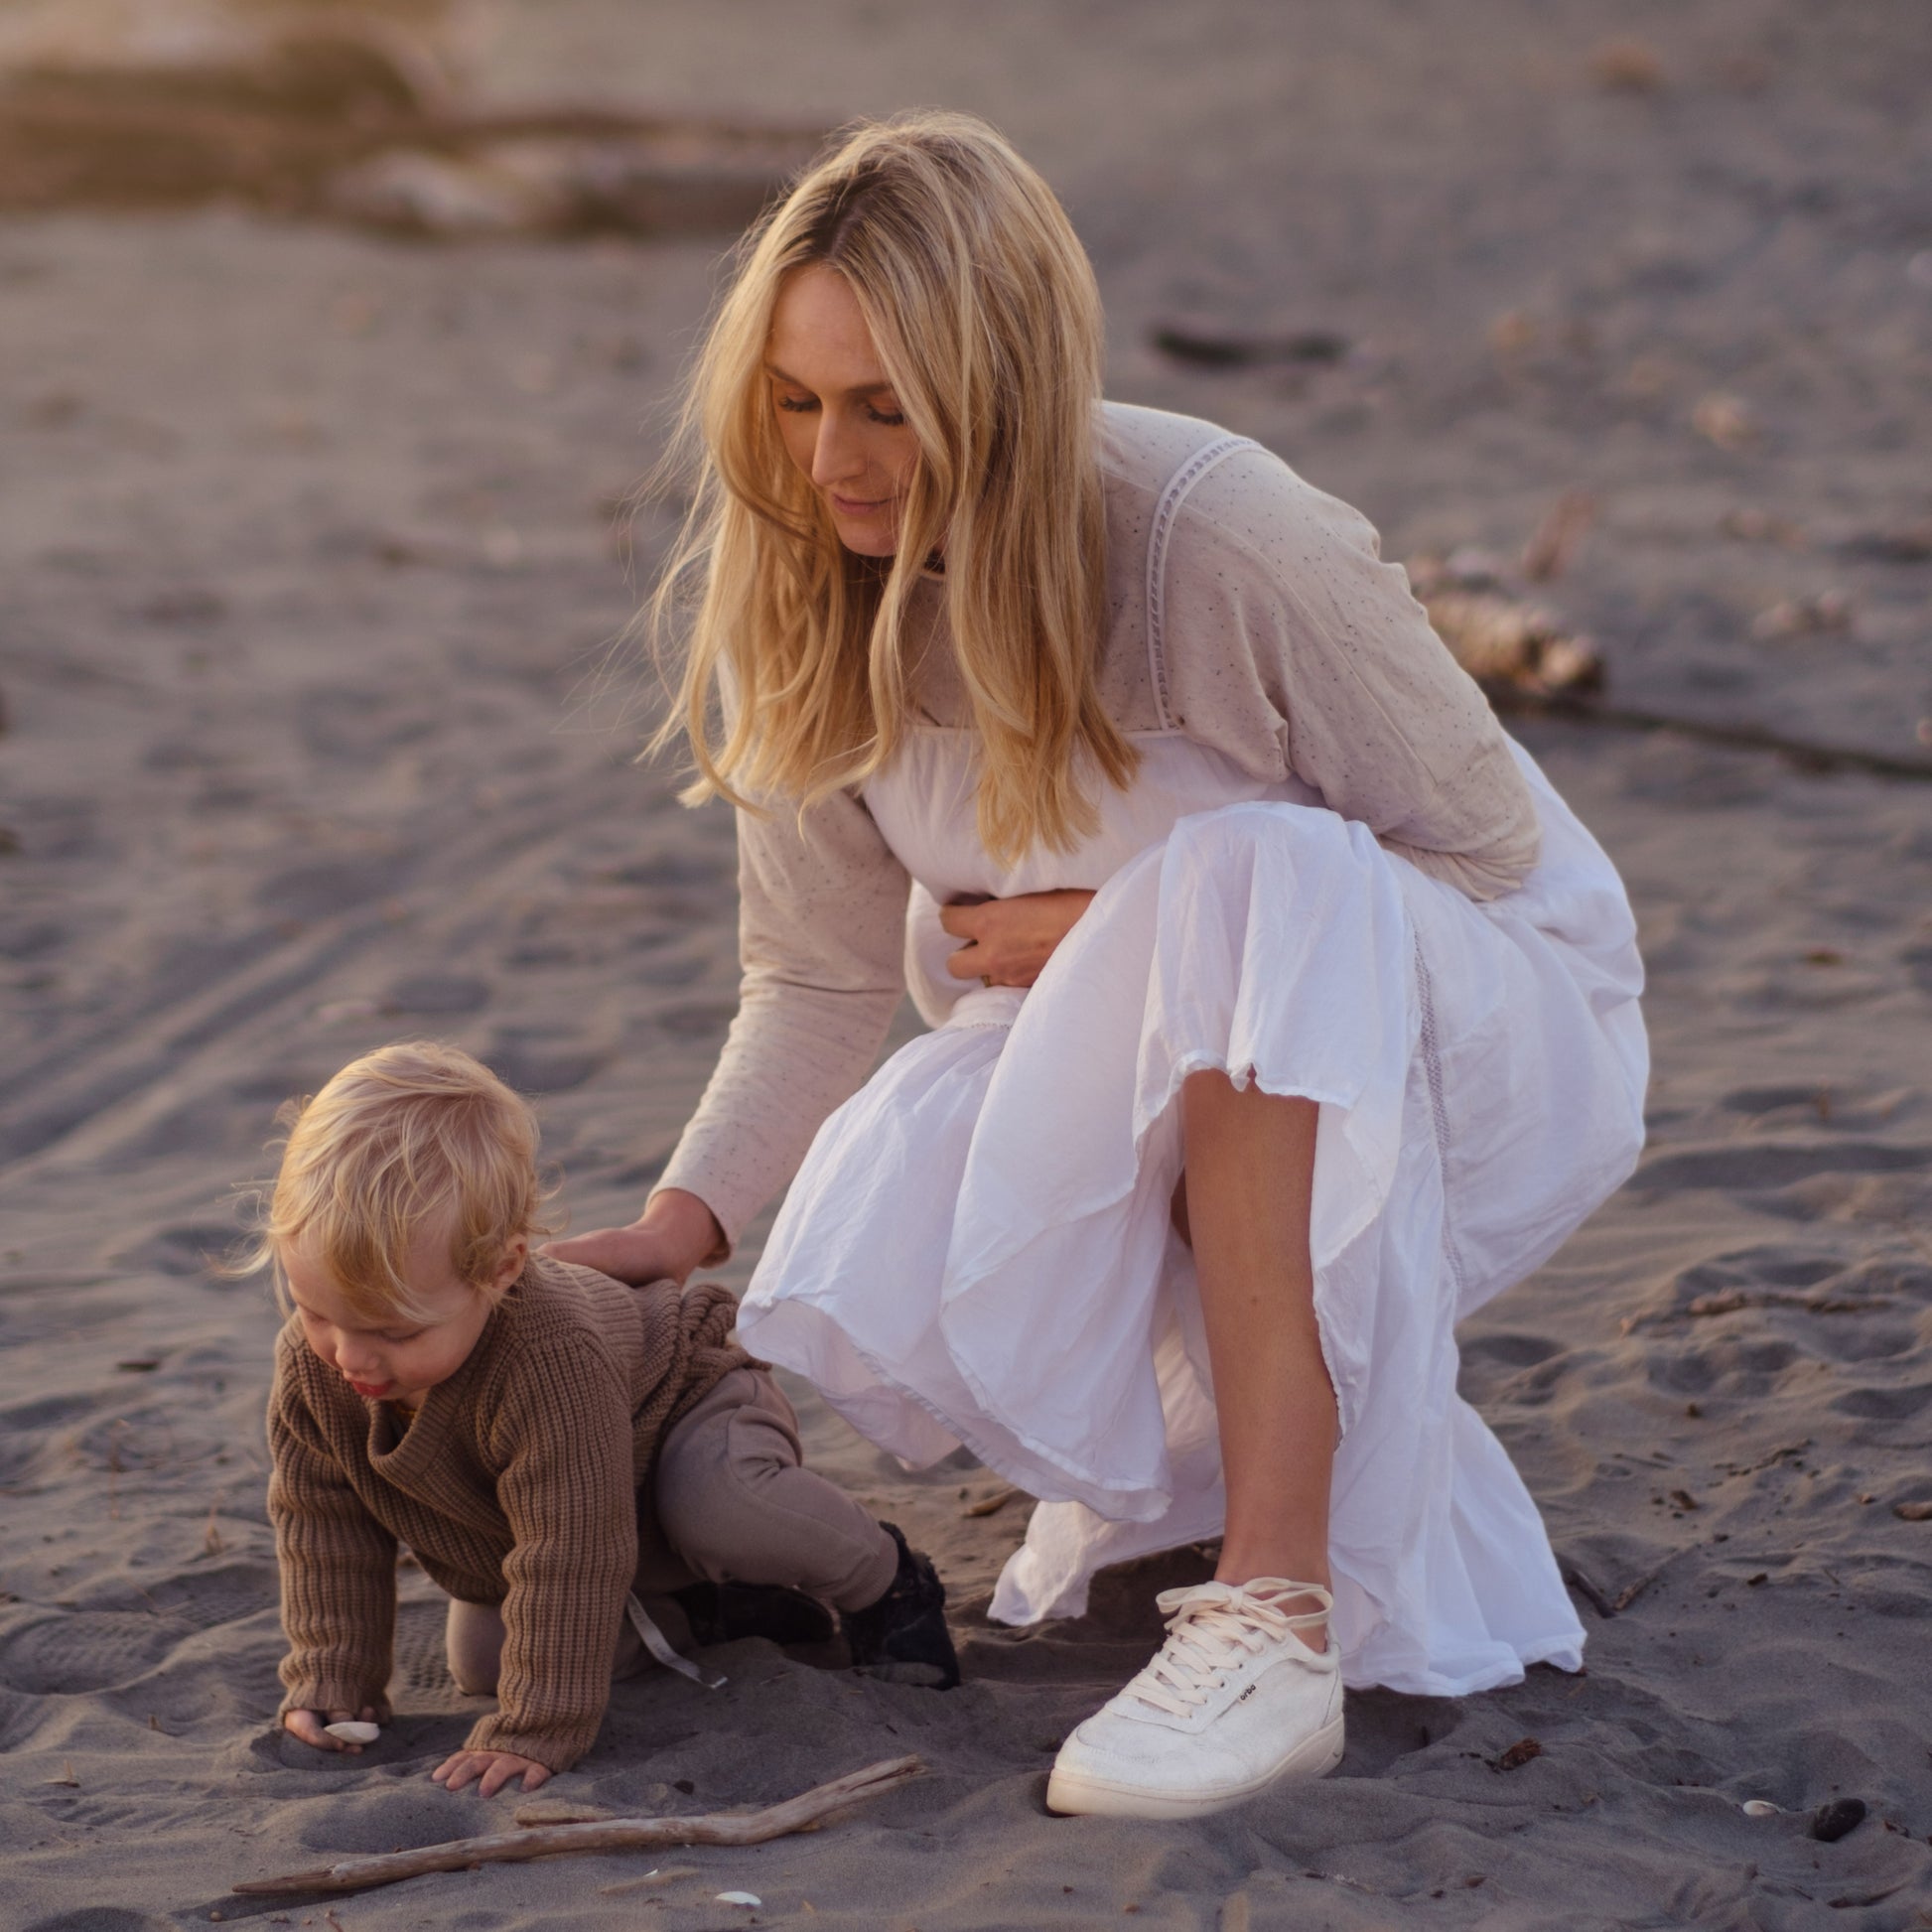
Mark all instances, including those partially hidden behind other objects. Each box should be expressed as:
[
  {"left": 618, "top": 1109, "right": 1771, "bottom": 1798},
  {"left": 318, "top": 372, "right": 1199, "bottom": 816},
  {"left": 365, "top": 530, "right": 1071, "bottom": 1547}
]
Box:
[
  {"left": 653, "top": 974, "right": 904, "bottom": 1248},
  {"left": 640, "top": 1188, "right": 728, "bottom": 1274}
]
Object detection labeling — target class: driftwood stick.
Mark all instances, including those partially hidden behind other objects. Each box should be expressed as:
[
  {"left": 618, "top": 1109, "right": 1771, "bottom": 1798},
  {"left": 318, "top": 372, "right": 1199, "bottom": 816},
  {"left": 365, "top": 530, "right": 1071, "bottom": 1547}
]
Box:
[{"left": 232, "top": 1754, "right": 922, "bottom": 1897}]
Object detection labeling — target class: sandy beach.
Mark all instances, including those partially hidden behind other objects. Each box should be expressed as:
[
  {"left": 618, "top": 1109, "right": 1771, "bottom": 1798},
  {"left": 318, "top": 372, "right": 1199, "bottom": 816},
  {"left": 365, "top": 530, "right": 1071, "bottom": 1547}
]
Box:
[{"left": 4, "top": 2, "right": 1931, "bottom": 1926}]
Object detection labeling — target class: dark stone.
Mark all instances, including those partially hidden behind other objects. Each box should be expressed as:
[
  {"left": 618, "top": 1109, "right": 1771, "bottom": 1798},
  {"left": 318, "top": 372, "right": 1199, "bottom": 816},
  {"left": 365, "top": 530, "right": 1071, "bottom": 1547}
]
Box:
[{"left": 1811, "top": 1798, "right": 1867, "bottom": 1843}]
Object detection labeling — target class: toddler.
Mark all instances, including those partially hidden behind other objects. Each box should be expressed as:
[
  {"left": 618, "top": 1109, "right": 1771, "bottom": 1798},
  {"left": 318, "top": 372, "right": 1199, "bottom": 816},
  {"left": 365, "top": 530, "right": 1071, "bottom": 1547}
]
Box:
[{"left": 256, "top": 1040, "right": 958, "bottom": 1797}]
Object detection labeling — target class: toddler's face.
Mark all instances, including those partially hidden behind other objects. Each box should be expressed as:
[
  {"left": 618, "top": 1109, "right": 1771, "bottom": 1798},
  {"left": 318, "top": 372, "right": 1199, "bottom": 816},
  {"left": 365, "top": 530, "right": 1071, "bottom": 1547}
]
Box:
[{"left": 283, "top": 1226, "right": 523, "bottom": 1409}]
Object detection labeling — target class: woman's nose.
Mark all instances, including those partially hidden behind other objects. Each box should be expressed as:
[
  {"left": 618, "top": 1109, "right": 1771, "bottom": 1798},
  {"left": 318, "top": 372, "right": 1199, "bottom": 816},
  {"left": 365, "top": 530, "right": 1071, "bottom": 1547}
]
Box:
[{"left": 810, "top": 409, "right": 865, "bottom": 488}]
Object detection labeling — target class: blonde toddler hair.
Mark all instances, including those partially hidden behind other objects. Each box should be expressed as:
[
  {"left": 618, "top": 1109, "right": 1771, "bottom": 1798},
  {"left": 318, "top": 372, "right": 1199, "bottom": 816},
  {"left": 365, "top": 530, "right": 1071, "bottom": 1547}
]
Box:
[
  {"left": 248, "top": 1041, "right": 549, "bottom": 1323},
  {"left": 652, "top": 108, "right": 1136, "bottom": 864}
]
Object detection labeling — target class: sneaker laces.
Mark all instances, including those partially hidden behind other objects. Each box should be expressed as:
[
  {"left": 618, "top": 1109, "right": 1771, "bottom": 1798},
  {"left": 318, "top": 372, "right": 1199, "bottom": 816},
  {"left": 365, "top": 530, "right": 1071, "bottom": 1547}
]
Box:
[{"left": 1123, "top": 1579, "right": 1333, "bottom": 1720}]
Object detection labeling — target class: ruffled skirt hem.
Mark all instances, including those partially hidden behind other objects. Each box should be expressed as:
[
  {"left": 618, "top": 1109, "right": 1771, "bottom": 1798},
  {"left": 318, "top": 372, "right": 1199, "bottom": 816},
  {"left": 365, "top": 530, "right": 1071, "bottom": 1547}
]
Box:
[{"left": 742, "top": 766, "right": 1644, "bottom": 1695}]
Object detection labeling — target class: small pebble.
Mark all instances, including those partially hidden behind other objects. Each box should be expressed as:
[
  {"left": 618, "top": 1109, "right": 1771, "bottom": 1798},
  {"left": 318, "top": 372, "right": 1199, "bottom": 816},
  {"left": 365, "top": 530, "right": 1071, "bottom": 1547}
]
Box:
[
  {"left": 1812, "top": 1798, "right": 1867, "bottom": 1843},
  {"left": 1692, "top": 392, "right": 1759, "bottom": 450},
  {"left": 715, "top": 1892, "right": 761, "bottom": 1908},
  {"left": 1741, "top": 1799, "right": 1782, "bottom": 1817}
]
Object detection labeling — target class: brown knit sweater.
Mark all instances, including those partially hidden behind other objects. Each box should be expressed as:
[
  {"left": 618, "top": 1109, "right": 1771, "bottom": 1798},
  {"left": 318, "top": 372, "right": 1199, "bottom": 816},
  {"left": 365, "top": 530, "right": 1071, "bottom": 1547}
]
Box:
[{"left": 266, "top": 1255, "right": 748, "bottom": 1771}]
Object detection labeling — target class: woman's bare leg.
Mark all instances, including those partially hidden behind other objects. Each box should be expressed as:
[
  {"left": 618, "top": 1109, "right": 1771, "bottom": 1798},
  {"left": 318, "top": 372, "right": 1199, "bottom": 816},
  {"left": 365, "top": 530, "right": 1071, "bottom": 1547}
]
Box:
[
  {"left": 1180, "top": 1069, "right": 1333, "bottom": 1637},
  {"left": 1047, "top": 1070, "right": 1343, "bottom": 1814}
]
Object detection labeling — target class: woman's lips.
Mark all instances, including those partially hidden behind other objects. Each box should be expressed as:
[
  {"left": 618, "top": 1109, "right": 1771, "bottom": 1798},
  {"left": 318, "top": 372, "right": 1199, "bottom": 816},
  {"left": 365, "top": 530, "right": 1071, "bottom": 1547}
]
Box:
[{"left": 830, "top": 491, "right": 891, "bottom": 517}]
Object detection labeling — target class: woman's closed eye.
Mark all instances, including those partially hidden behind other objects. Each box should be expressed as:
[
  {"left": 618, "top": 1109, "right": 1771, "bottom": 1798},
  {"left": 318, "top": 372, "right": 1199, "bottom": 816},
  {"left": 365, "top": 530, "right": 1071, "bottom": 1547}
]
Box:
[{"left": 773, "top": 391, "right": 905, "bottom": 427}]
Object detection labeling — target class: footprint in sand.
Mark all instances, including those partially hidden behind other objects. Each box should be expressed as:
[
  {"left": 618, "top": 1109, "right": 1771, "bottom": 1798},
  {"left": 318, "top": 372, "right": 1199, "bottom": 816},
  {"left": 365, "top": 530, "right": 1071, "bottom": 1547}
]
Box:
[
  {"left": 1832, "top": 1381, "right": 1932, "bottom": 1423},
  {"left": 139, "top": 1561, "right": 279, "bottom": 1632},
  {"left": 1460, "top": 1331, "right": 1566, "bottom": 1370},
  {"left": 391, "top": 1597, "right": 468, "bottom": 1703},
  {"left": 1, "top": 1389, "right": 100, "bottom": 1434},
  {"left": 481, "top": 1034, "right": 609, "bottom": 1094},
  {"left": 0, "top": 1611, "right": 183, "bottom": 1696}
]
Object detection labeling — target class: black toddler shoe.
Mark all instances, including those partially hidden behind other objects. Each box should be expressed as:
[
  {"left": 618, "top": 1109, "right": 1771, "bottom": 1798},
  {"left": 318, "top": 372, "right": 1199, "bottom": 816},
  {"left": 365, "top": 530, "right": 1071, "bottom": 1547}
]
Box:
[
  {"left": 672, "top": 1581, "right": 836, "bottom": 1649},
  {"left": 840, "top": 1521, "right": 961, "bottom": 1690}
]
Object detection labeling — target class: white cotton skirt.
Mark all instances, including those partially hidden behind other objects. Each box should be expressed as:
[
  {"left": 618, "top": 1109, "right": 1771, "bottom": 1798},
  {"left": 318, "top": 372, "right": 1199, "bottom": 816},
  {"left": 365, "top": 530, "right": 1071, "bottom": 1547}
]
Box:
[{"left": 739, "top": 747, "right": 1647, "bottom": 1698}]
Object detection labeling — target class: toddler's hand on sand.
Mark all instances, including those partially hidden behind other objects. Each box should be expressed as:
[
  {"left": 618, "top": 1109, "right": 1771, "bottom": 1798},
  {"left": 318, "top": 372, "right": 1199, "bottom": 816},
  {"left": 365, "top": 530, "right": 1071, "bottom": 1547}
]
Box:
[
  {"left": 284, "top": 1706, "right": 379, "bottom": 1753},
  {"left": 433, "top": 1747, "right": 551, "bottom": 1797},
  {"left": 543, "top": 1189, "right": 725, "bottom": 1285}
]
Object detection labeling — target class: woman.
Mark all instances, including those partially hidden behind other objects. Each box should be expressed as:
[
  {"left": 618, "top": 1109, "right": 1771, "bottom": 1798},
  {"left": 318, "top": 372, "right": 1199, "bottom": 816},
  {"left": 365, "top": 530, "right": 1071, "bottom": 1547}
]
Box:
[{"left": 555, "top": 110, "right": 1647, "bottom": 1820}]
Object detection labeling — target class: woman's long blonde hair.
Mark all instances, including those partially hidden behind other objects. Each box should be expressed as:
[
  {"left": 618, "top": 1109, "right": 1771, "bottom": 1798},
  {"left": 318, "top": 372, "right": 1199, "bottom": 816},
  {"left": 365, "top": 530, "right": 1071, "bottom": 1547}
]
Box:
[{"left": 651, "top": 110, "right": 1135, "bottom": 862}]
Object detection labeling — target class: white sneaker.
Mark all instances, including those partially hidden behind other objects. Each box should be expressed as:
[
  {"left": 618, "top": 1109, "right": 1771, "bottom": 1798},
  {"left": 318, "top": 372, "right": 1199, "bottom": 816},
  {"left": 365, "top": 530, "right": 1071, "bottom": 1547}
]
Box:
[{"left": 1045, "top": 1579, "right": 1344, "bottom": 1820}]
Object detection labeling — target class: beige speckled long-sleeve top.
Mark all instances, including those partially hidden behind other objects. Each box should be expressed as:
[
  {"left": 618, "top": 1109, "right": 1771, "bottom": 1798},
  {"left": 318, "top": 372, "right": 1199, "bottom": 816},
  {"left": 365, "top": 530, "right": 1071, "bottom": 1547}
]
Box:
[
  {"left": 267, "top": 1256, "right": 747, "bottom": 1771},
  {"left": 657, "top": 404, "right": 1540, "bottom": 1250}
]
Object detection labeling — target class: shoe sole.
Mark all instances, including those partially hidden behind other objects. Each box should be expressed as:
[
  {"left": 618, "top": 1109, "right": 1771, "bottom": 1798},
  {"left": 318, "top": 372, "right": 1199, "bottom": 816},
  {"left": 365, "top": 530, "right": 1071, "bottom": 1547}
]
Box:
[{"left": 1044, "top": 1715, "right": 1345, "bottom": 1820}]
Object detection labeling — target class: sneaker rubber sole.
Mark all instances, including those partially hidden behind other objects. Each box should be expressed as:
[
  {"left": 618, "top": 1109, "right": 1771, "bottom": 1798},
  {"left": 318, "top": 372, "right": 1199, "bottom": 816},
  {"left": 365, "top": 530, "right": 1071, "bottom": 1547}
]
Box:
[{"left": 1044, "top": 1714, "right": 1345, "bottom": 1820}]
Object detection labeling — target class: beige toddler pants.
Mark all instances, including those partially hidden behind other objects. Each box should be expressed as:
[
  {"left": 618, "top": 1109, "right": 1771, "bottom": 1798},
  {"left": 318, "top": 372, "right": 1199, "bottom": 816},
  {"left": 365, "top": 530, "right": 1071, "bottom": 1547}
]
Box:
[{"left": 446, "top": 1368, "right": 898, "bottom": 1695}]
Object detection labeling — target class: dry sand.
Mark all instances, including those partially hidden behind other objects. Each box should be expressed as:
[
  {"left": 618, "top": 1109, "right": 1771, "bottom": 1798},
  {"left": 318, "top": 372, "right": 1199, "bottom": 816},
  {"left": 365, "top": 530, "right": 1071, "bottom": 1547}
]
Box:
[{"left": 4, "top": 3, "right": 1932, "bottom": 1927}]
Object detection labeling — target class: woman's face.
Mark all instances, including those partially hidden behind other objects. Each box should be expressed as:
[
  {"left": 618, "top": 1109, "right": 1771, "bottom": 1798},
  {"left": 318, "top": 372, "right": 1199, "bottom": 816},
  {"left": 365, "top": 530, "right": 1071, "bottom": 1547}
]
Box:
[{"left": 765, "top": 264, "right": 921, "bottom": 559}]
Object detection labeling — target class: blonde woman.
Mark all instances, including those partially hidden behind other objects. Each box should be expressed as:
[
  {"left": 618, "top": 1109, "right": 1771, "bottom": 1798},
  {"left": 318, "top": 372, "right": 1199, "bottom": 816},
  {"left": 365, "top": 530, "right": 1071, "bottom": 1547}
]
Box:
[{"left": 554, "top": 111, "right": 1647, "bottom": 1819}]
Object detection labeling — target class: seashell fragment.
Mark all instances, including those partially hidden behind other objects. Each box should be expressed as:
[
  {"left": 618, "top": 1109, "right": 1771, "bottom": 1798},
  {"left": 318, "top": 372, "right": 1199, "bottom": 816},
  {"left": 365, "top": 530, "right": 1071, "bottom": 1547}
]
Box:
[
  {"left": 1741, "top": 1799, "right": 1782, "bottom": 1817},
  {"left": 715, "top": 1893, "right": 761, "bottom": 1908},
  {"left": 325, "top": 1721, "right": 380, "bottom": 1744}
]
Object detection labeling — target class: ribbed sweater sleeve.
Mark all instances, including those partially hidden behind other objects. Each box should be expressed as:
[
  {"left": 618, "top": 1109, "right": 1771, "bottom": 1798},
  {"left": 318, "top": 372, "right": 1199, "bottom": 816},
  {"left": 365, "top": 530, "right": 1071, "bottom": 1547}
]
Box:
[
  {"left": 653, "top": 786, "right": 909, "bottom": 1249},
  {"left": 464, "top": 1336, "right": 638, "bottom": 1770},
  {"left": 267, "top": 1337, "right": 397, "bottom": 1724},
  {"left": 1164, "top": 447, "right": 1541, "bottom": 900}
]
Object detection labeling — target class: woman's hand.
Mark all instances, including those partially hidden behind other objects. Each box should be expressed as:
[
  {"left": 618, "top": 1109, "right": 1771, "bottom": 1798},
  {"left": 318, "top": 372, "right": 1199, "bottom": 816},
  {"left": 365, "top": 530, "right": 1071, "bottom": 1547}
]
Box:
[
  {"left": 432, "top": 1747, "right": 552, "bottom": 1798},
  {"left": 283, "top": 1706, "right": 379, "bottom": 1753},
  {"left": 543, "top": 1188, "right": 726, "bottom": 1286},
  {"left": 941, "top": 889, "right": 1096, "bottom": 989}
]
